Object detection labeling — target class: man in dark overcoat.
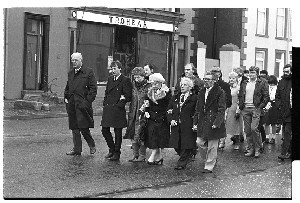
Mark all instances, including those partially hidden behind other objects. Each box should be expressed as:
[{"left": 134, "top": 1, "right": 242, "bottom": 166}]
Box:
[
  {"left": 193, "top": 71, "right": 226, "bottom": 173},
  {"left": 64, "top": 52, "right": 97, "bottom": 156},
  {"left": 275, "top": 64, "right": 292, "bottom": 160},
  {"left": 210, "top": 66, "right": 232, "bottom": 149},
  {"left": 101, "top": 61, "right": 133, "bottom": 161}
]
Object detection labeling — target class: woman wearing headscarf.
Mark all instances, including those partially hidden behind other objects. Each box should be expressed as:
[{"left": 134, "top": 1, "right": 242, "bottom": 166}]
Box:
[
  {"left": 167, "top": 77, "right": 198, "bottom": 170},
  {"left": 143, "top": 73, "right": 172, "bottom": 165},
  {"left": 225, "top": 72, "right": 244, "bottom": 150},
  {"left": 124, "top": 67, "right": 151, "bottom": 162}
]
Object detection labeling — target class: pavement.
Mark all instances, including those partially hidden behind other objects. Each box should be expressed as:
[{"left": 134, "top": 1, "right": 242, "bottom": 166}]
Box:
[{"left": 2, "top": 99, "right": 296, "bottom": 199}]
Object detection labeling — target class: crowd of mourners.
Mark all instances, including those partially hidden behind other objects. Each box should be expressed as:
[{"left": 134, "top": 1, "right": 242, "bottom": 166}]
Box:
[{"left": 64, "top": 52, "right": 292, "bottom": 173}]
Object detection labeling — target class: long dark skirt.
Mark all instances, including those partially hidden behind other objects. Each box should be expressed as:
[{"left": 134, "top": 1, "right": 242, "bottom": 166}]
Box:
[{"left": 145, "top": 119, "right": 170, "bottom": 149}]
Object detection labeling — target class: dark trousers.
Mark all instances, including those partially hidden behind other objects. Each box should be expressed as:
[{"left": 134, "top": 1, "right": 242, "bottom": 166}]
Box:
[
  {"left": 281, "top": 122, "right": 292, "bottom": 155},
  {"left": 259, "top": 116, "right": 266, "bottom": 143},
  {"left": 102, "top": 127, "right": 123, "bottom": 154},
  {"left": 72, "top": 128, "right": 95, "bottom": 153},
  {"left": 174, "top": 125, "right": 193, "bottom": 167}
]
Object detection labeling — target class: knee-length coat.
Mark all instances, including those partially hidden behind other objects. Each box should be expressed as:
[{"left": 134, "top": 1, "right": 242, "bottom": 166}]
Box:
[
  {"left": 167, "top": 93, "right": 198, "bottom": 150},
  {"left": 123, "top": 80, "right": 151, "bottom": 140},
  {"left": 101, "top": 74, "right": 133, "bottom": 128},
  {"left": 144, "top": 90, "right": 172, "bottom": 149},
  {"left": 193, "top": 84, "right": 226, "bottom": 140},
  {"left": 64, "top": 66, "right": 97, "bottom": 130}
]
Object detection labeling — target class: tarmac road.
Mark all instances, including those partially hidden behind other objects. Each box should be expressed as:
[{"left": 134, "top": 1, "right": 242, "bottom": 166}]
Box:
[{"left": 2, "top": 116, "right": 293, "bottom": 199}]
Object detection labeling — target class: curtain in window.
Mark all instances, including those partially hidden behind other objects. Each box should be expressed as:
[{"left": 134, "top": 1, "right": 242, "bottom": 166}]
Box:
[
  {"left": 256, "top": 51, "right": 265, "bottom": 70},
  {"left": 276, "top": 8, "right": 285, "bottom": 37},
  {"left": 275, "top": 52, "right": 285, "bottom": 77},
  {"left": 257, "top": 8, "right": 266, "bottom": 35}
]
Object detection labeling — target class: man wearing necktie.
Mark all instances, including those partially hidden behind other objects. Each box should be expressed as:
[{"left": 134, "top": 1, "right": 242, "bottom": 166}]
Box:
[
  {"left": 193, "top": 71, "right": 226, "bottom": 173},
  {"left": 101, "top": 60, "right": 133, "bottom": 161},
  {"left": 64, "top": 52, "right": 97, "bottom": 156}
]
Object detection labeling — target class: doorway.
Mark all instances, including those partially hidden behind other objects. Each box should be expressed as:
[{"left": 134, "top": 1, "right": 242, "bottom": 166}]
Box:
[{"left": 23, "top": 14, "right": 49, "bottom": 91}]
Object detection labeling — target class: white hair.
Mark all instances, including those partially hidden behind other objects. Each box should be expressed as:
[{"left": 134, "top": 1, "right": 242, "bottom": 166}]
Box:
[
  {"left": 180, "top": 77, "right": 194, "bottom": 88},
  {"left": 71, "top": 52, "right": 83, "bottom": 61},
  {"left": 149, "top": 73, "right": 165, "bottom": 83}
]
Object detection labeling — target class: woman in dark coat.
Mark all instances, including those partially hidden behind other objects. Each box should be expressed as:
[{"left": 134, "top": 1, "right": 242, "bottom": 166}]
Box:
[
  {"left": 167, "top": 77, "right": 198, "bottom": 170},
  {"left": 264, "top": 75, "right": 281, "bottom": 144},
  {"left": 144, "top": 73, "right": 171, "bottom": 165},
  {"left": 124, "top": 67, "right": 151, "bottom": 162}
]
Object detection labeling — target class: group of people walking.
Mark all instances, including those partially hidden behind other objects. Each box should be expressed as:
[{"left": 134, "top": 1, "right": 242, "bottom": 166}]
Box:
[{"left": 64, "top": 52, "right": 292, "bottom": 173}]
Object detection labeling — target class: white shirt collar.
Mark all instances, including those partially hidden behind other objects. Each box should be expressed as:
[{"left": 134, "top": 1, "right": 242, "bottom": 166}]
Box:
[{"left": 114, "top": 74, "right": 121, "bottom": 80}]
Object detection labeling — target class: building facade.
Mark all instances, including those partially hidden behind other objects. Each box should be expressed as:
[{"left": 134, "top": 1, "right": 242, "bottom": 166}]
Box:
[
  {"left": 191, "top": 8, "right": 292, "bottom": 81},
  {"left": 3, "top": 7, "right": 187, "bottom": 99},
  {"left": 3, "top": 8, "right": 292, "bottom": 99}
]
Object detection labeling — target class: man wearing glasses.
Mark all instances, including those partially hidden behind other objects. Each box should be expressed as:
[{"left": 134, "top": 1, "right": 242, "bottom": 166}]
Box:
[{"left": 193, "top": 71, "right": 226, "bottom": 173}]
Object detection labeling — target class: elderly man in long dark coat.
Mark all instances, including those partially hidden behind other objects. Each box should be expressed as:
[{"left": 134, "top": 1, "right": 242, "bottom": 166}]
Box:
[
  {"left": 193, "top": 71, "right": 226, "bottom": 173},
  {"left": 101, "top": 61, "right": 133, "bottom": 161},
  {"left": 64, "top": 52, "right": 97, "bottom": 156}
]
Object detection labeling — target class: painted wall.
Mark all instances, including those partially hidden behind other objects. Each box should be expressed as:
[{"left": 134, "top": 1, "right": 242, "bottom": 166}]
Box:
[
  {"left": 4, "top": 7, "right": 70, "bottom": 99},
  {"left": 243, "top": 8, "right": 292, "bottom": 77}
]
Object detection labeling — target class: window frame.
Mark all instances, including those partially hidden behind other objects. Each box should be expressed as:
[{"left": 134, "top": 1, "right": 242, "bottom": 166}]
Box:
[
  {"left": 274, "top": 49, "right": 286, "bottom": 77},
  {"left": 255, "top": 47, "right": 268, "bottom": 71},
  {"left": 276, "top": 8, "right": 287, "bottom": 39},
  {"left": 255, "top": 8, "right": 269, "bottom": 37}
]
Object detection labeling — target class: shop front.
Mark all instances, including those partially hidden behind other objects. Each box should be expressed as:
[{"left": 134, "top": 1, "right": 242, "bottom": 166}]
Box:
[{"left": 70, "top": 8, "right": 184, "bottom": 87}]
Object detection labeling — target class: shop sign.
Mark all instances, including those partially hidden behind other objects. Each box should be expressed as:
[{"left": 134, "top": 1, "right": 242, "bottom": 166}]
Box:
[
  {"left": 109, "top": 16, "right": 147, "bottom": 29},
  {"left": 76, "top": 11, "right": 174, "bottom": 32}
]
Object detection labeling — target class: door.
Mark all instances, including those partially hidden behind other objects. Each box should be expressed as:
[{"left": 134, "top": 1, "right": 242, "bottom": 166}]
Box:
[{"left": 25, "top": 35, "right": 38, "bottom": 89}]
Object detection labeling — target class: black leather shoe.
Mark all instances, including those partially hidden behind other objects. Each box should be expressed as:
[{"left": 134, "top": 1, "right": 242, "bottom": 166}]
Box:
[
  {"left": 109, "top": 153, "right": 120, "bottom": 161},
  {"left": 104, "top": 152, "right": 114, "bottom": 159},
  {"left": 90, "top": 147, "right": 96, "bottom": 154},
  {"left": 202, "top": 169, "right": 212, "bottom": 173},
  {"left": 66, "top": 151, "right": 81, "bottom": 156},
  {"left": 174, "top": 166, "right": 185, "bottom": 170}
]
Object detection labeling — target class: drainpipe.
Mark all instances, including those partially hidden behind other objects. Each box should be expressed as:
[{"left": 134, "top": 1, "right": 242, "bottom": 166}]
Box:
[
  {"left": 212, "top": 8, "right": 218, "bottom": 59},
  {"left": 286, "top": 8, "right": 291, "bottom": 64},
  {"left": 4, "top": 8, "right": 8, "bottom": 99}
]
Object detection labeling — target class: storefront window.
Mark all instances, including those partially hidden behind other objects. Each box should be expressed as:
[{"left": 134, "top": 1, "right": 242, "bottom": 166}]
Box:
[
  {"left": 76, "top": 21, "right": 113, "bottom": 84},
  {"left": 138, "top": 31, "right": 170, "bottom": 83}
]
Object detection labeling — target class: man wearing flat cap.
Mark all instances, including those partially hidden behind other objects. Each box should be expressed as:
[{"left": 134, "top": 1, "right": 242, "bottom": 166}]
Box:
[{"left": 64, "top": 52, "right": 97, "bottom": 156}]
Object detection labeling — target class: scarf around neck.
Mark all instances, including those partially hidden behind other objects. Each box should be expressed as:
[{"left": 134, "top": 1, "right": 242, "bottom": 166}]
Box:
[{"left": 147, "top": 84, "right": 169, "bottom": 104}]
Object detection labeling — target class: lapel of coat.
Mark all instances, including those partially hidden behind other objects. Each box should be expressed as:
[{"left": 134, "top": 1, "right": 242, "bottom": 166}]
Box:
[
  {"left": 70, "top": 66, "right": 86, "bottom": 91},
  {"left": 107, "top": 74, "right": 124, "bottom": 93},
  {"left": 181, "top": 93, "right": 192, "bottom": 110},
  {"left": 205, "top": 84, "right": 218, "bottom": 111},
  {"left": 253, "top": 78, "right": 262, "bottom": 96},
  {"left": 197, "top": 89, "right": 205, "bottom": 112}
]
